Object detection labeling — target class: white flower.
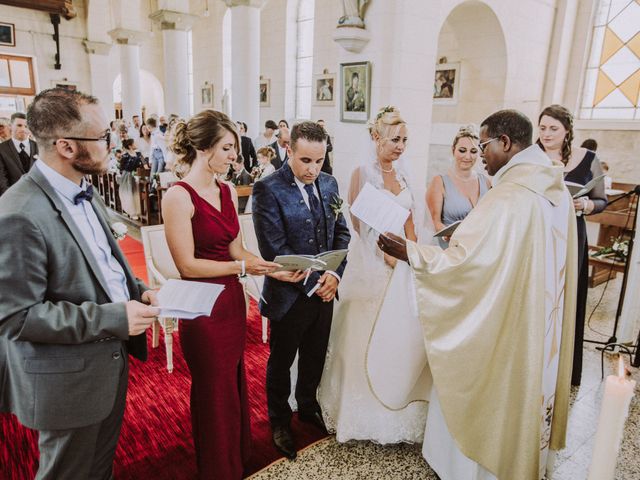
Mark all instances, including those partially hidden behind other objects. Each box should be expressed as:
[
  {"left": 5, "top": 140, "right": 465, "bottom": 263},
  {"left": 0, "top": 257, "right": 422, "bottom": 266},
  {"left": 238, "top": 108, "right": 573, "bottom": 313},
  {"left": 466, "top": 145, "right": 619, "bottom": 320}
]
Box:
[{"left": 111, "top": 222, "right": 128, "bottom": 240}]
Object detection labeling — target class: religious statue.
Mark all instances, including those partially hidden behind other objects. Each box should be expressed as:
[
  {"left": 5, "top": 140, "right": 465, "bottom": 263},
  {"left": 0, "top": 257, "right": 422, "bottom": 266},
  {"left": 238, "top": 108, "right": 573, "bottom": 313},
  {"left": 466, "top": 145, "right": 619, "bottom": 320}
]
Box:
[{"left": 338, "top": 0, "right": 370, "bottom": 28}]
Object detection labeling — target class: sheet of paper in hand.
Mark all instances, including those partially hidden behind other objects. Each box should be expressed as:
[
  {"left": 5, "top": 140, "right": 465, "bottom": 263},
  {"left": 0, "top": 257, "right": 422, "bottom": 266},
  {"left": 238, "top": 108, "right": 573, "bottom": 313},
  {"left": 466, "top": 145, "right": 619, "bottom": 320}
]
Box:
[
  {"left": 157, "top": 279, "right": 225, "bottom": 319},
  {"left": 565, "top": 173, "right": 606, "bottom": 198},
  {"left": 350, "top": 182, "right": 410, "bottom": 236},
  {"left": 433, "top": 220, "right": 462, "bottom": 238},
  {"left": 274, "top": 249, "right": 349, "bottom": 272}
]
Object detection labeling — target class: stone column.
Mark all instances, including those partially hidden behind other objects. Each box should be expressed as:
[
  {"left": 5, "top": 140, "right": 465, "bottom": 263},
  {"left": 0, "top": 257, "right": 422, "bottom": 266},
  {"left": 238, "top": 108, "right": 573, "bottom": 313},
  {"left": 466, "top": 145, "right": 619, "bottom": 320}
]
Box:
[
  {"left": 108, "top": 29, "right": 150, "bottom": 120},
  {"left": 224, "top": 0, "right": 265, "bottom": 135},
  {"left": 82, "top": 41, "right": 112, "bottom": 109},
  {"left": 149, "top": 9, "right": 199, "bottom": 117}
]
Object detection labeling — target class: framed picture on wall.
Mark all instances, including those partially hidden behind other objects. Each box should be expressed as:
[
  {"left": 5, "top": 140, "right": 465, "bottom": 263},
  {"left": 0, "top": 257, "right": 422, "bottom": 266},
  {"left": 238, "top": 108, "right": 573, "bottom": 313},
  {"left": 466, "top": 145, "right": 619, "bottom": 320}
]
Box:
[
  {"left": 340, "top": 61, "right": 371, "bottom": 123},
  {"left": 433, "top": 63, "right": 460, "bottom": 104},
  {"left": 313, "top": 73, "right": 336, "bottom": 106},
  {"left": 201, "top": 83, "right": 213, "bottom": 107},
  {"left": 259, "top": 78, "right": 270, "bottom": 107},
  {"left": 0, "top": 23, "right": 15, "bottom": 47}
]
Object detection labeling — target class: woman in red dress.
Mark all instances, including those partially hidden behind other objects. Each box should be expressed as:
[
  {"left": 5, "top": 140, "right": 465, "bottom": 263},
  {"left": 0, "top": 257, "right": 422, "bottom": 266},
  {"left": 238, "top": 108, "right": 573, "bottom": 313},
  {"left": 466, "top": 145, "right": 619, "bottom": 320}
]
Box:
[{"left": 162, "top": 110, "right": 300, "bottom": 479}]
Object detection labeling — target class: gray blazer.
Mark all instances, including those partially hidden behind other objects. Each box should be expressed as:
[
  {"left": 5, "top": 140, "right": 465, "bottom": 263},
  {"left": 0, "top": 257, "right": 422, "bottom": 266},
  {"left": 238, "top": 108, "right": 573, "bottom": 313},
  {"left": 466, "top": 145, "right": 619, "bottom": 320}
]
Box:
[{"left": 0, "top": 166, "right": 147, "bottom": 430}]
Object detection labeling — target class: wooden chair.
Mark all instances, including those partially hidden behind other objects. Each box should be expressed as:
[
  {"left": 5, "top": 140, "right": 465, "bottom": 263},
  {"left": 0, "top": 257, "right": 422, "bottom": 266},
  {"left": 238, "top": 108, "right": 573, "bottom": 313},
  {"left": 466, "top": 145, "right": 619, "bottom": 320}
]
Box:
[
  {"left": 140, "top": 225, "right": 181, "bottom": 372},
  {"left": 238, "top": 214, "right": 269, "bottom": 343}
]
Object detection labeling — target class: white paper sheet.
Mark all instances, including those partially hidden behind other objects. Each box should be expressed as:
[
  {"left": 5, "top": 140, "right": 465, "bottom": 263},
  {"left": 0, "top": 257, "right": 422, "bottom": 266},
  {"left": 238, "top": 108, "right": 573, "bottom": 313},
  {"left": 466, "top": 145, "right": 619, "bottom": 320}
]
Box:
[
  {"left": 349, "top": 182, "right": 410, "bottom": 236},
  {"left": 156, "top": 279, "right": 225, "bottom": 319}
]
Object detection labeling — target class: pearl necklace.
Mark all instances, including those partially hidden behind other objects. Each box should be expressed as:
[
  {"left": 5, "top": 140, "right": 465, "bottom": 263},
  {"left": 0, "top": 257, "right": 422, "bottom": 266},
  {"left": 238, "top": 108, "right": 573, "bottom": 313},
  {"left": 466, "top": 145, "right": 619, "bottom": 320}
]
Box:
[{"left": 379, "top": 163, "right": 394, "bottom": 173}]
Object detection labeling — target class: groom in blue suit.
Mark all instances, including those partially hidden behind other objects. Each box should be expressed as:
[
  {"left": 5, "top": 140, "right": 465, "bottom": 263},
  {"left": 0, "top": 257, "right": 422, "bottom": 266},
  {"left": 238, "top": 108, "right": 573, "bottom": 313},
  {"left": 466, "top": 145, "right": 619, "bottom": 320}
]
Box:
[{"left": 252, "top": 121, "right": 350, "bottom": 459}]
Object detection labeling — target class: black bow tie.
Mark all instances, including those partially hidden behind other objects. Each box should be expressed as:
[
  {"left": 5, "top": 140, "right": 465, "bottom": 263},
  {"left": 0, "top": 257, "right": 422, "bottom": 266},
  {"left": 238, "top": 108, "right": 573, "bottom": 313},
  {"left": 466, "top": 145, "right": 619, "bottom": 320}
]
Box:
[{"left": 74, "top": 185, "right": 94, "bottom": 205}]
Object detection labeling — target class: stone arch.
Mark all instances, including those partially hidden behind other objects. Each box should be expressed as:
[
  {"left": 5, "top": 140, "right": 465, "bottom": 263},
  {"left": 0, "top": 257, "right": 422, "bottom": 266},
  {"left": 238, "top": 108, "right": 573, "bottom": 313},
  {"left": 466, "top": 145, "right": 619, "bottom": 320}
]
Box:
[
  {"left": 113, "top": 70, "right": 165, "bottom": 118},
  {"left": 428, "top": 0, "right": 508, "bottom": 179}
]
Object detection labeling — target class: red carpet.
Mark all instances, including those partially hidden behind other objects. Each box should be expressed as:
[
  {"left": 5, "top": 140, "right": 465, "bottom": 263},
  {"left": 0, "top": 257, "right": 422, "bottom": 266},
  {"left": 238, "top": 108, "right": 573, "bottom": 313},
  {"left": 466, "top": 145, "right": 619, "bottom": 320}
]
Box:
[{"left": 0, "top": 236, "right": 326, "bottom": 479}]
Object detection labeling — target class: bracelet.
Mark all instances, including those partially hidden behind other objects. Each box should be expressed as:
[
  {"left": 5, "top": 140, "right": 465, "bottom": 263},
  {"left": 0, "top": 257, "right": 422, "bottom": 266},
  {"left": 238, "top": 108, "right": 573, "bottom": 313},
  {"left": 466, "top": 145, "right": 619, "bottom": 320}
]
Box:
[{"left": 235, "top": 260, "right": 246, "bottom": 277}]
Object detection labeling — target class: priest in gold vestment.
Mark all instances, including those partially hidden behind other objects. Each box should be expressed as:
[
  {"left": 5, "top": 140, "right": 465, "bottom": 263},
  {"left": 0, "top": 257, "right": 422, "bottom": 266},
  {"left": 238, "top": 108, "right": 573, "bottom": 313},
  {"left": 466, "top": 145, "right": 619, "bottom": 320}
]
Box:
[{"left": 379, "top": 110, "right": 578, "bottom": 480}]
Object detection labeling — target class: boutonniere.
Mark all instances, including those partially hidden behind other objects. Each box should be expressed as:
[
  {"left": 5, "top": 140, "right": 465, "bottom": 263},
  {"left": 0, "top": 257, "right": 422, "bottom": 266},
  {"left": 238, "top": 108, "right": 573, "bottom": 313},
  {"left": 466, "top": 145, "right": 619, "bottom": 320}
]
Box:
[
  {"left": 111, "top": 222, "right": 128, "bottom": 241},
  {"left": 330, "top": 194, "right": 347, "bottom": 218}
]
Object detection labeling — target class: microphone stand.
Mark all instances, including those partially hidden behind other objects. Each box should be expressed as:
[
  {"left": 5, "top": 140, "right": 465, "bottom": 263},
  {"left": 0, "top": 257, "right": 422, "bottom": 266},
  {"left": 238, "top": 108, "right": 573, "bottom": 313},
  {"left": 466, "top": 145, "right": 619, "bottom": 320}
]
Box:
[{"left": 585, "top": 185, "right": 639, "bottom": 348}]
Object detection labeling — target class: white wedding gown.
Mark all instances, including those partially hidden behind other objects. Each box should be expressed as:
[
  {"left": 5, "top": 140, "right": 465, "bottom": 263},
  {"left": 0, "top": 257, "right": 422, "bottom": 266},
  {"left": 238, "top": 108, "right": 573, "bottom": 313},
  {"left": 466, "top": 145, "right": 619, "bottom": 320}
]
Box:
[{"left": 318, "top": 187, "right": 432, "bottom": 444}]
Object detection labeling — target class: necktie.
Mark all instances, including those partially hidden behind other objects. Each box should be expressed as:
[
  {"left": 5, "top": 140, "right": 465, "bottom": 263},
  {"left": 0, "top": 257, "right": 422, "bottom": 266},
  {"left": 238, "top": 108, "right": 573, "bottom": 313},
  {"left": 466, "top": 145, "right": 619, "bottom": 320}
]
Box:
[
  {"left": 303, "top": 183, "right": 322, "bottom": 224},
  {"left": 74, "top": 184, "right": 94, "bottom": 205},
  {"left": 18, "top": 143, "right": 30, "bottom": 172}
]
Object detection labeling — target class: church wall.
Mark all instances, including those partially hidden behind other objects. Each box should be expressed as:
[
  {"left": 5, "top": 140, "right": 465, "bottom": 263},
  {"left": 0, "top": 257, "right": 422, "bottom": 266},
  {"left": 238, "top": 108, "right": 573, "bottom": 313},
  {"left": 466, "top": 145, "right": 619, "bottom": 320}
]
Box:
[
  {"left": 259, "top": 0, "right": 289, "bottom": 128},
  {"left": 190, "top": 1, "right": 226, "bottom": 115},
  {"left": 0, "top": 1, "right": 92, "bottom": 102}
]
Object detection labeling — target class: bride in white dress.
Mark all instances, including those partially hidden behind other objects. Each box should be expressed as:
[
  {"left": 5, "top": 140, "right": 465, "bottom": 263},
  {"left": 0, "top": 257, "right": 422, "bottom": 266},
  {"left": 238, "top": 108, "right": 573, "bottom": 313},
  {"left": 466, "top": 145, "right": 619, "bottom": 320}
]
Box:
[{"left": 318, "top": 106, "right": 432, "bottom": 444}]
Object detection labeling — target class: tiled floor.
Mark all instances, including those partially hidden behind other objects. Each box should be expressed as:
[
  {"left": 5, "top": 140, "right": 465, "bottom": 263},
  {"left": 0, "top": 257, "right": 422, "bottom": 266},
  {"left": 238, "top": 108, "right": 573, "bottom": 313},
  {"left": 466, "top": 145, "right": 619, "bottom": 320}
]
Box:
[{"left": 249, "top": 276, "right": 640, "bottom": 479}]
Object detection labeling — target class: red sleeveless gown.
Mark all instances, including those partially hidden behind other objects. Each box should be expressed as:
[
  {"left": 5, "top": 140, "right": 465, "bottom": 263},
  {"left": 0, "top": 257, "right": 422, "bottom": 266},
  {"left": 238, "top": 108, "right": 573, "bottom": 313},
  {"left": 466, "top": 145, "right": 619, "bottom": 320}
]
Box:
[{"left": 176, "top": 180, "right": 250, "bottom": 479}]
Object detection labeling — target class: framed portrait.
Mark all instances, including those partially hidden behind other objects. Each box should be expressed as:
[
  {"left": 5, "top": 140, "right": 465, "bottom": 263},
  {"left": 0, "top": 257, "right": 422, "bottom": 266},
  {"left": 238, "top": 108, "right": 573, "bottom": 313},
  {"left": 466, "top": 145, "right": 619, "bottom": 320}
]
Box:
[
  {"left": 433, "top": 63, "right": 460, "bottom": 104},
  {"left": 259, "top": 78, "right": 270, "bottom": 107},
  {"left": 340, "top": 61, "right": 371, "bottom": 123},
  {"left": 201, "top": 83, "right": 213, "bottom": 106},
  {"left": 313, "top": 73, "right": 336, "bottom": 106},
  {"left": 0, "top": 23, "right": 15, "bottom": 47}
]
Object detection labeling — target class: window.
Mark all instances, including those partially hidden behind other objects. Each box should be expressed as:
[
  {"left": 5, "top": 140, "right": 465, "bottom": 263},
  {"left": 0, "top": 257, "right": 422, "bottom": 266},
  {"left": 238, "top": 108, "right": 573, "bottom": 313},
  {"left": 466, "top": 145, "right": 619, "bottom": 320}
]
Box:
[
  {"left": 0, "top": 54, "right": 36, "bottom": 96},
  {"left": 580, "top": 0, "right": 640, "bottom": 120},
  {"left": 295, "top": 0, "right": 315, "bottom": 119}
]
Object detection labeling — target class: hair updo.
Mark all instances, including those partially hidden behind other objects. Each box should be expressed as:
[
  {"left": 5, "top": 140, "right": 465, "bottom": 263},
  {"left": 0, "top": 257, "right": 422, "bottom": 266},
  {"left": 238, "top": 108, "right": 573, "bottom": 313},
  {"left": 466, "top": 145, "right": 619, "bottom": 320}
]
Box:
[
  {"left": 452, "top": 124, "right": 479, "bottom": 149},
  {"left": 257, "top": 146, "right": 276, "bottom": 162},
  {"left": 171, "top": 109, "right": 239, "bottom": 178},
  {"left": 367, "top": 106, "right": 406, "bottom": 143}
]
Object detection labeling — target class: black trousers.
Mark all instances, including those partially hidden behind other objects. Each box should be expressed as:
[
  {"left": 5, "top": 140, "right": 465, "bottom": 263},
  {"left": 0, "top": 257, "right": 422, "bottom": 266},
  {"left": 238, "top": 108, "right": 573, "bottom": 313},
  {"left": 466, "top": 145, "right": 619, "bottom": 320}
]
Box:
[
  {"left": 266, "top": 294, "right": 333, "bottom": 428},
  {"left": 572, "top": 217, "right": 588, "bottom": 386}
]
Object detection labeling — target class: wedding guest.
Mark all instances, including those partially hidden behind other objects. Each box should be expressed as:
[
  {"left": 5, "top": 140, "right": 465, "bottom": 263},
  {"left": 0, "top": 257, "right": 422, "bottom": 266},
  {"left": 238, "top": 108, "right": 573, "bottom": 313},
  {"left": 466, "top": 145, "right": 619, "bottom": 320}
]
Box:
[
  {"left": 237, "top": 121, "right": 257, "bottom": 171},
  {"left": 319, "top": 106, "right": 430, "bottom": 444},
  {"left": 128, "top": 115, "right": 141, "bottom": 140},
  {"left": 426, "top": 125, "right": 490, "bottom": 248},
  {"left": 162, "top": 109, "right": 285, "bottom": 479},
  {"left": 317, "top": 120, "right": 333, "bottom": 175},
  {"left": 537, "top": 104, "right": 606, "bottom": 386},
  {"left": 118, "top": 138, "right": 143, "bottom": 219},
  {"left": 138, "top": 123, "right": 152, "bottom": 163},
  {"left": 146, "top": 117, "right": 166, "bottom": 189},
  {"left": 380, "top": 109, "right": 577, "bottom": 480},
  {"left": 0, "top": 117, "right": 10, "bottom": 142},
  {"left": 252, "top": 146, "right": 277, "bottom": 181},
  {"left": 229, "top": 156, "right": 252, "bottom": 186},
  {"left": 278, "top": 119, "right": 289, "bottom": 130},
  {"left": 0, "top": 87, "right": 158, "bottom": 479},
  {"left": 0, "top": 112, "right": 39, "bottom": 196},
  {"left": 254, "top": 119, "right": 278, "bottom": 150},
  {"left": 269, "top": 126, "right": 290, "bottom": 170}
]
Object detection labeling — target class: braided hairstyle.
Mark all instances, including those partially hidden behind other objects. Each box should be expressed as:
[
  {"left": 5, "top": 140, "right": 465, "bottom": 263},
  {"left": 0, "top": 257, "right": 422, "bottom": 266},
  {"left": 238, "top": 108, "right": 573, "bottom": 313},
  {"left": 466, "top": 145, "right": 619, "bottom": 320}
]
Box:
[
  {"left": 367, "top": 105, "right": 406, "bottom": 145},
  {"left": 537, "top": 104, "right": 574, "bottom": 165}
]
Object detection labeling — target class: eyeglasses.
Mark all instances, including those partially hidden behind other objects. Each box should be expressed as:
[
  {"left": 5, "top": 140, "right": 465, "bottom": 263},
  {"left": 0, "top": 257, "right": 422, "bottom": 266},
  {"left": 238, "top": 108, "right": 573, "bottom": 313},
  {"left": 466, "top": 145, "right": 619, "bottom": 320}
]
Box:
[
  {"left": 477, "top": 137, "right": 498, "bottom": 153},
  {"left": 54, "top": 130, "right": 110, "bottom": 147}
]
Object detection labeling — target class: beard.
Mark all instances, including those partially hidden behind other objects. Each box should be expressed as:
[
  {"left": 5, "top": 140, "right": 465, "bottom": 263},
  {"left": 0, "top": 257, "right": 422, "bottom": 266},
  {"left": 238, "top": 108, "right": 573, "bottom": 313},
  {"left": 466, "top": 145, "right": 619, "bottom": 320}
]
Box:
[{"left": 72, "top": 143, "right": 108, "bottom": 175}]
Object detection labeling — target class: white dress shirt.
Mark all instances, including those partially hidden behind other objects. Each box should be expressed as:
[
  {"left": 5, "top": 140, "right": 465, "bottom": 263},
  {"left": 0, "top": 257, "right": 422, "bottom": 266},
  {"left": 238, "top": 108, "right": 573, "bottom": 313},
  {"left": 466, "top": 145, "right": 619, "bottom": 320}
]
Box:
[
  {"left": 35, "top": 160, "right": 130, "bottom": 303},
  {"left": 12, "top": 138, "right": 30, "bottom": 156}
]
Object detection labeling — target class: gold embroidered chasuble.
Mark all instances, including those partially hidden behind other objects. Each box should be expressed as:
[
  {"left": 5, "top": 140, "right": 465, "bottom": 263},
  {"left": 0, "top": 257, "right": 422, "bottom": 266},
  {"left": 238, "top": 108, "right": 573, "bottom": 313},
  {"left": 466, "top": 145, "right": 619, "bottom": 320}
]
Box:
[{"left": 407, "top": 153, "right": 578, "bottom": 479}]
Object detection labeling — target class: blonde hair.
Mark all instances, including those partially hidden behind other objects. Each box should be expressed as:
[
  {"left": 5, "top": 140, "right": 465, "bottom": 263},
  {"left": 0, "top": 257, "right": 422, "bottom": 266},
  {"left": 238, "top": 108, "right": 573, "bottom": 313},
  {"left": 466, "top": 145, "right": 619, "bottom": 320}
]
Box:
[
  {"left": 257, "top": 146, "right": 276, "bottom": 162},
  {"left": 171, "top": 109, "right": 239, "bottom": 178},
  {"left": 367, "top": 106, "right": 406, "bottom": 143},
  {"left": 452, "top": 124, "right": 479, "bottom": 149}
]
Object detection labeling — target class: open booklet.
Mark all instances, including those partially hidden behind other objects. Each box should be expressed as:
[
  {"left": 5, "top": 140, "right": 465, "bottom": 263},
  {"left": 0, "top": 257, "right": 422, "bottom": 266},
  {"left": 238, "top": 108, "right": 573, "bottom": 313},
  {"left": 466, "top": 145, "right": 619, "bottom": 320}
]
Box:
[
  {"left": 565, "top": 173, "right": 606, "bottom": 198},
  {"left": 274, "top": 249, "right": 349, "bottom": 272},
  {"left": 350, "top": 182, "right": 410, "bottom": 236},
  {"left": 433, "top": 220, "right": 462, "bottom": 238},
  {"left": 156, "top": 279, "right": 225, "bottom": 320}
]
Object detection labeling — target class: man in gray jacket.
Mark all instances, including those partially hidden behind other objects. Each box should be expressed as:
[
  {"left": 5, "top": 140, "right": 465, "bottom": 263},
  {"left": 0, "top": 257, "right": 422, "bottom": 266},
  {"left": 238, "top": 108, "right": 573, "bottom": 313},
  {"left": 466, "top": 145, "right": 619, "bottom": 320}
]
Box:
[{"left": 0, "top": 88, "right": 159, "bottom": 479}]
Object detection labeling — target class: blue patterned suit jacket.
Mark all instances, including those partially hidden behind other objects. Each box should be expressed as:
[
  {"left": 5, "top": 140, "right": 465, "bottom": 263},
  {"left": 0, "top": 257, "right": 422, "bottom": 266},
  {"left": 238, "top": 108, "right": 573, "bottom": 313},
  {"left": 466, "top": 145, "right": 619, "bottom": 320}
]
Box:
[{"left": 252, "top": 163, "right": 350, "bottom": 321}]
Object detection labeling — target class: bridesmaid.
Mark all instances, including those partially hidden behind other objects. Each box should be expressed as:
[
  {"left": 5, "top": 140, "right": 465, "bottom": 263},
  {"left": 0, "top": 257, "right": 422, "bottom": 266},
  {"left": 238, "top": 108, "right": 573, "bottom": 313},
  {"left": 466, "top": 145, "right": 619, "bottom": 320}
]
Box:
[
  {"left": 162, "top": 110, "right": 293, "bottom": 479},
  {"left": 537, "top": 104, "right": 606, "bottom": 386},
  {"left": 426, "top": 125, "right": 491, "bottom": 248}
]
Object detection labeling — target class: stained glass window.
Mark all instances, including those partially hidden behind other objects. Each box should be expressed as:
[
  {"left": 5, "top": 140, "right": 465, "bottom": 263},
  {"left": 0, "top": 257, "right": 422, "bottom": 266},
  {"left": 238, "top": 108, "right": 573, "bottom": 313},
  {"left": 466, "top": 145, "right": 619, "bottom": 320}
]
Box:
[{"left": 580, "top": 0, "right": 640, "bottom": 120}]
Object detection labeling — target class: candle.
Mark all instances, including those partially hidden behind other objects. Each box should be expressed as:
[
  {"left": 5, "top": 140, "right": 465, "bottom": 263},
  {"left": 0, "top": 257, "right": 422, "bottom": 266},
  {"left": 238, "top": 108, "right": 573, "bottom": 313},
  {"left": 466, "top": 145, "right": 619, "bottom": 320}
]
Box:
[{"left": 587, "top": 356, "right": 636, "bottom": 480}]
